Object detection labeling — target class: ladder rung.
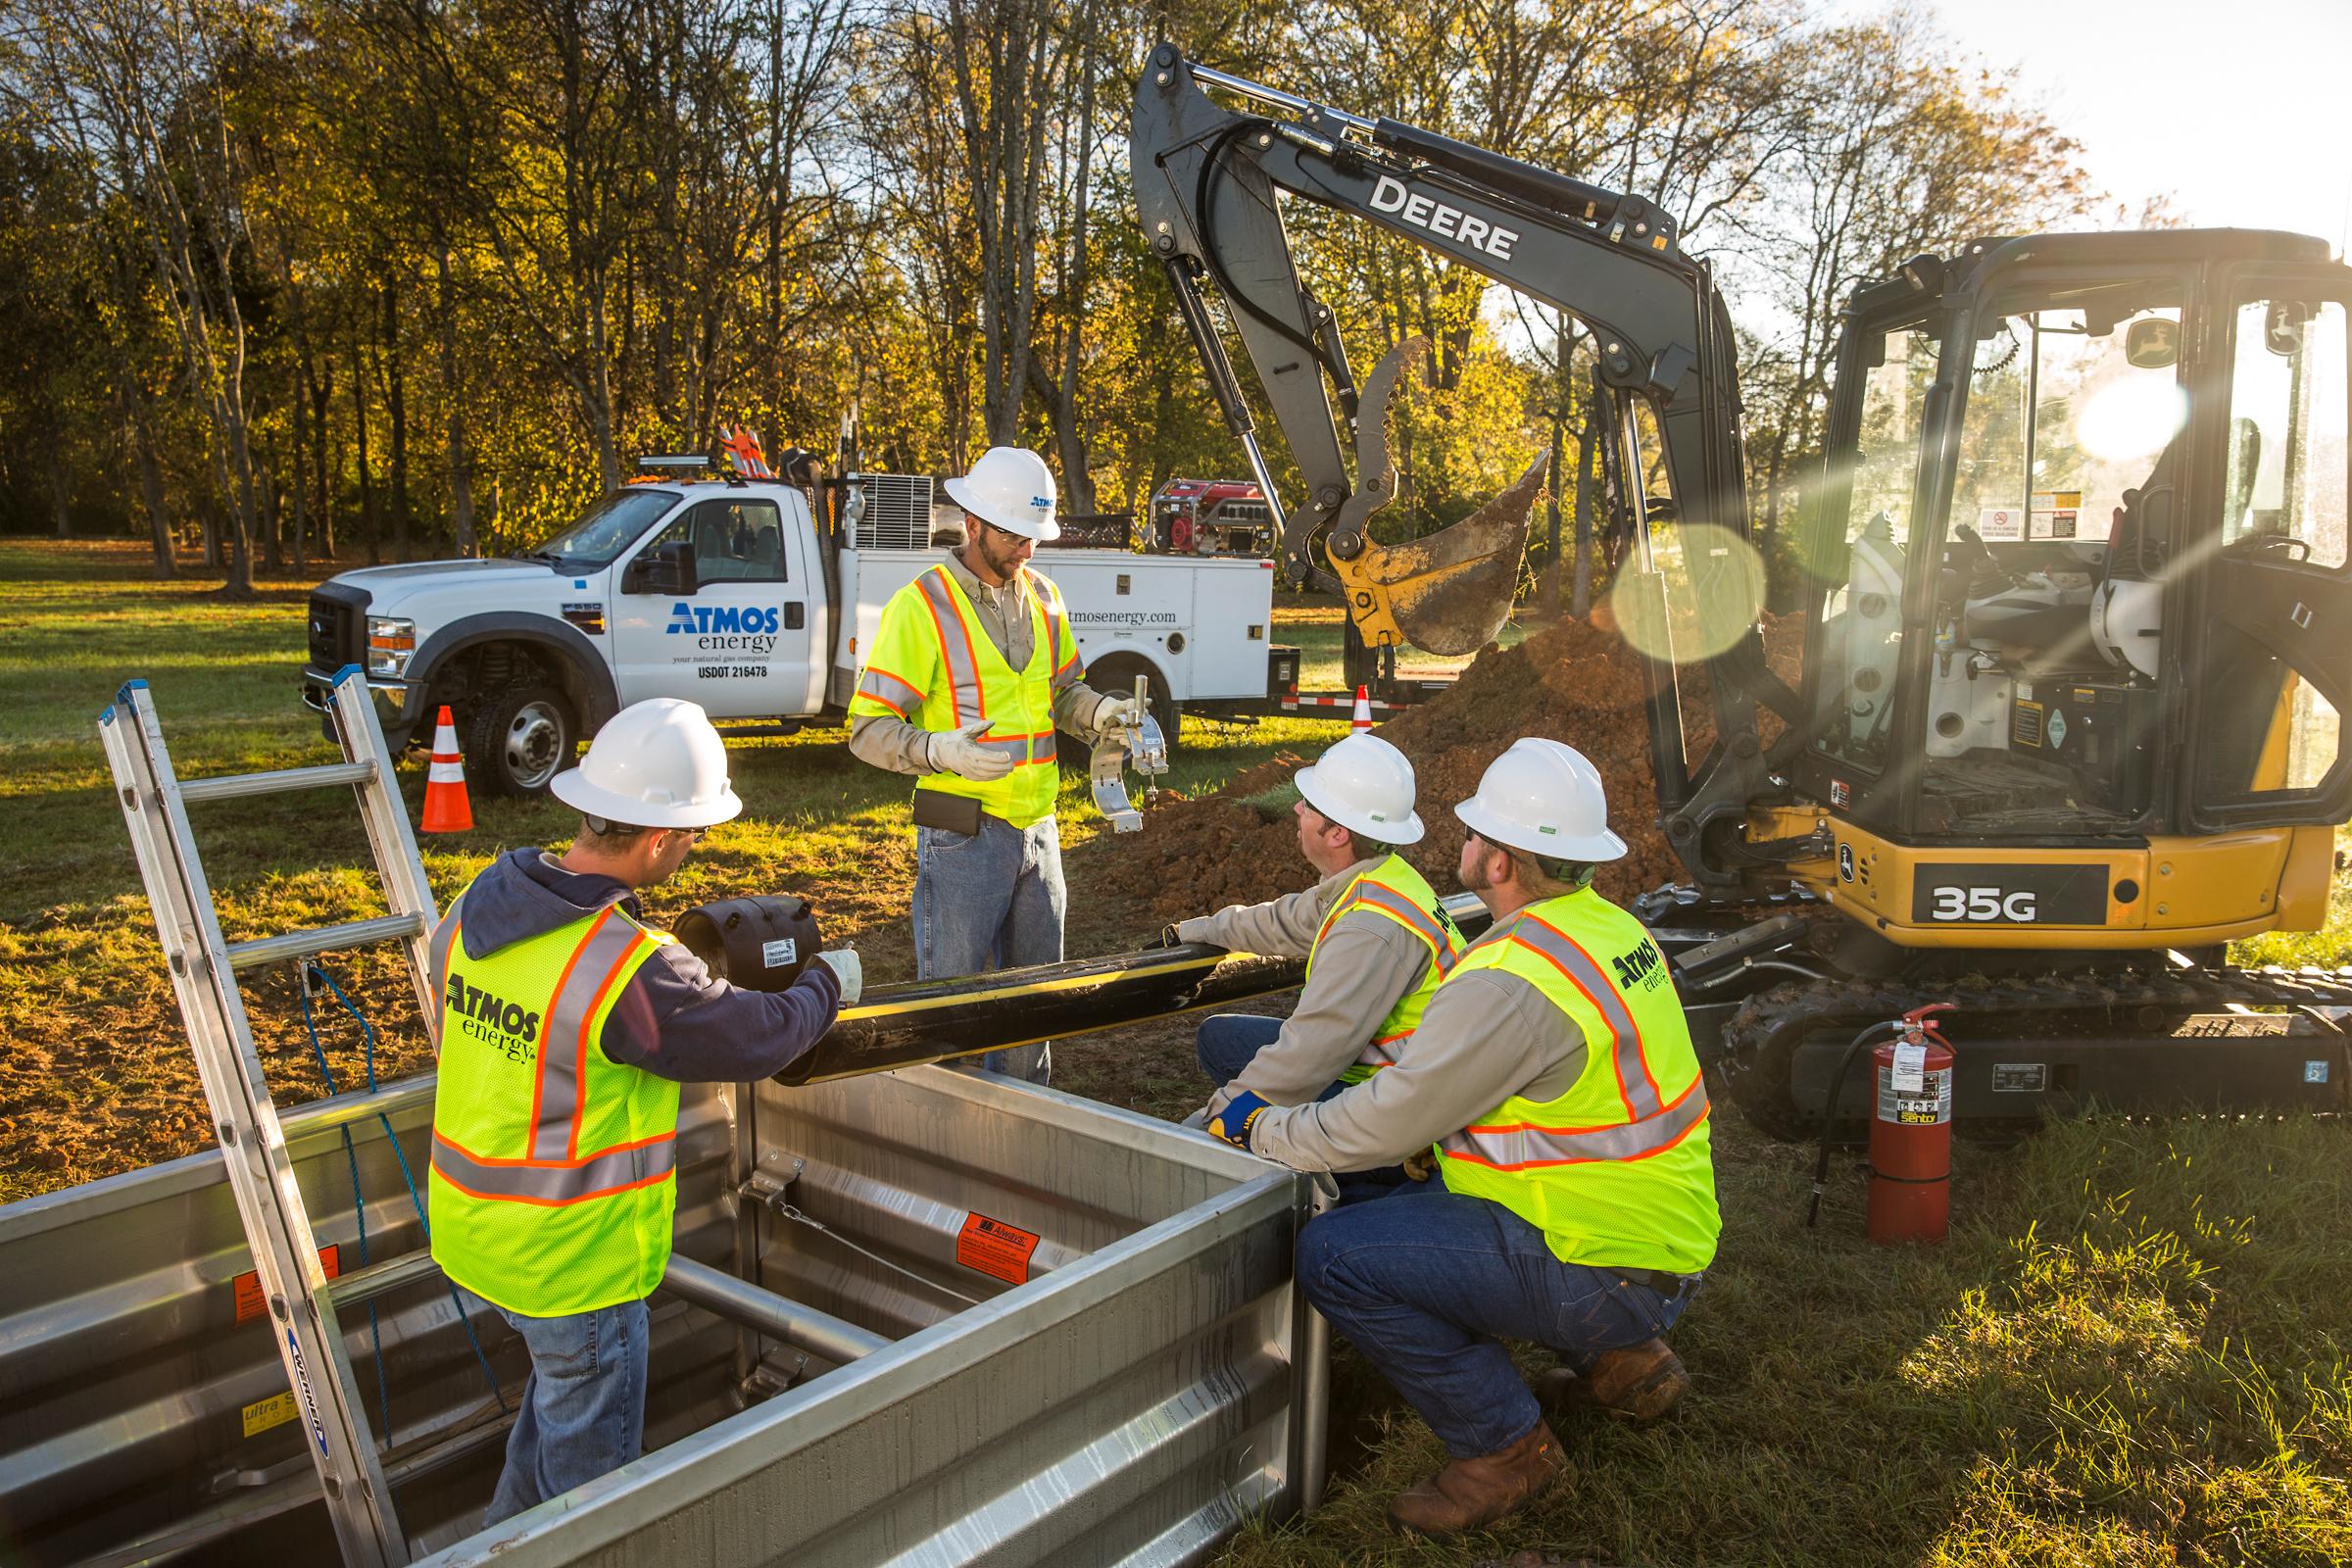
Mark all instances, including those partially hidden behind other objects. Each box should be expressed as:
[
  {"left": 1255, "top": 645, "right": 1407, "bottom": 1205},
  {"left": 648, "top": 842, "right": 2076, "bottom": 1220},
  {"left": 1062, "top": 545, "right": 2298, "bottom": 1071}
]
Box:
[
  {"left": 226, "top": 912, "right": 427, "bottom": 972},
  {"left": 177, "top": 760, "right": 378, "bottom": 804},
  {"left": 327, "top": 1247, "right": 443, "bottom": 1310}
]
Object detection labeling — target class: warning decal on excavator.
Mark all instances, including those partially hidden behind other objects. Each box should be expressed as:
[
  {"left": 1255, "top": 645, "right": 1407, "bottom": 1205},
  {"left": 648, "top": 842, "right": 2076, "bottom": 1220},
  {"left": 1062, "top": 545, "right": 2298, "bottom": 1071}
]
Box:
[
  {"left": 956, "top": 1212, "right": 1041, "bottom": 1285},
  {"left": 232, "top": 1245, "right": 340, "bottom": 1323}
]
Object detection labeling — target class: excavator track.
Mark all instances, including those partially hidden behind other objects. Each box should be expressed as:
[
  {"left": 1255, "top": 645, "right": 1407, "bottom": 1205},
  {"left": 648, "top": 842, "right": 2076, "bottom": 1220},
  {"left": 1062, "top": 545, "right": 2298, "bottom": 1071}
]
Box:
[{"left": 1718, "top": 962, "right": 2352, "bottom": 1142}]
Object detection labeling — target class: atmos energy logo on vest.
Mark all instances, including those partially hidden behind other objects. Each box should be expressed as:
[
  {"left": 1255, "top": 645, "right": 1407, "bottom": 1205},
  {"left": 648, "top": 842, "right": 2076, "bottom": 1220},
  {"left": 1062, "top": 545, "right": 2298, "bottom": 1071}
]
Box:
[
  {"left": 445, "top": 975, "right": 542, "bottom": 1064},
  {"left": 665, "top": 602, "right": 781, "bottom": 652}
]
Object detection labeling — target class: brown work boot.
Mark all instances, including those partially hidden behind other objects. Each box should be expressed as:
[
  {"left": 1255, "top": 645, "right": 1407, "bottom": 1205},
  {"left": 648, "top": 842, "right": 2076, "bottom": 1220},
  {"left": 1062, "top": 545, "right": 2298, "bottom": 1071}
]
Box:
[
  {"left": 1534, "top": 1339, "right": 1689, "bottom": 1422},
  {"left": 1386, "top": 1422, "right": 1567, "bottom": 1539}
]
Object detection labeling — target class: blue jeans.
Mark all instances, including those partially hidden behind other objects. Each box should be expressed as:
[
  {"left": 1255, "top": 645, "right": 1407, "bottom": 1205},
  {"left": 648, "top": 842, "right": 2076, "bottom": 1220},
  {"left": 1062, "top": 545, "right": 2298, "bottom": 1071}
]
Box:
[
  {"left": 464, "top": 1289, "right": 650, "bottom": 1527},
  {"left": 1196, "top": 1013, "right": 1410, "bottom": 1201},
  {"left": 1297, "top": 1189, "right": 1697, "bottom": 1459},
  {"left": 912, "top": 812, "right": 1064, "bottom": 1082}
]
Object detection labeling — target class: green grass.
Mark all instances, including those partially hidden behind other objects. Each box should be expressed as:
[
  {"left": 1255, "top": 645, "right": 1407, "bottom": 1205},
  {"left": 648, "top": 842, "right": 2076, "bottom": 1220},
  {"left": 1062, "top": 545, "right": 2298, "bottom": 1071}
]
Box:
[
  {"left": 1220, "top": 1117, "right": 2352, "bottom": 1567},
  {"left": 6, "top": 539, "right": 2352, "bottom": 1564},
  {"left": 0, "top": 539, "right": 1348, "bottom": 1199}
]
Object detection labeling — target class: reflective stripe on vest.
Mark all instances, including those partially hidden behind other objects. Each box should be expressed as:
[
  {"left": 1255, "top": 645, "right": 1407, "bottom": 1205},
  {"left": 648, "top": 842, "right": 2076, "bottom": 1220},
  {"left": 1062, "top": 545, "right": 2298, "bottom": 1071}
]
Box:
[
  {"left": 425, "top": 903, "right": 465, "bottom": 1050},
  {"left": 427, "top": 879, "right": 684, "bottom": 1316},
  {"left": 1442, "top": 1075, "right": 1710, "bottom": 1169},
  {"left": 1496, "top": 906, "right": 1662, "bottom": 1119},
  {"left": 1434, "top": 889, "right": 1719, "bottom": 1274},
  {"left": 431, "top": 1126, "right": 679, "bottom": 1204},
  {"left": 1304, "top": 856, "right": 1463, "bottom": 1076},
  {"left": 525, "top": 906, "right": 647, "bottom": 1161},
  {"left": 429, "top": 904, "right": 668, "bottom": 1196},
  {"left": 852, "top": 564, "right": 1071, "bottom": 828},
  {"left": 1032, "top": 569, "right": 1081, "bottom": 693},
  {"left": 855, "top": 663, "right": 924, "bottom": 717},
  {"left": 913, "top": 568, "right": 988, "bottom": 724}
]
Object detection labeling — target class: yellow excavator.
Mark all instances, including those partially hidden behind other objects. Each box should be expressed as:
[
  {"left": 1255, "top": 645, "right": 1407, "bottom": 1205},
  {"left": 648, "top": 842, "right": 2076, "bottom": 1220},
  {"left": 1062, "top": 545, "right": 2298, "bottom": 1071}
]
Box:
[{"left": 1132, "top": 48, "right": 2352, "bottom": 1136}]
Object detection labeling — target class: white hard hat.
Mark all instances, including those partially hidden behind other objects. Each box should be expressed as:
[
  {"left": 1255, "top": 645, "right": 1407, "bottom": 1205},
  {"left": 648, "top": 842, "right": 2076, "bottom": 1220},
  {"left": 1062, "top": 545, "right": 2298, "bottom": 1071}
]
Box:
[
  {"left": 551, "top": 699, "right": 744, "bottom": 829},
  {"left": 942, "top": 446, "right": 1061, "bottom": 542},
  {"left": 1453, "top": 738, "right": 1626, "bottom": 862},
  {"left": 1295, "top": 733, "right": 1424, "bottom": 845}
]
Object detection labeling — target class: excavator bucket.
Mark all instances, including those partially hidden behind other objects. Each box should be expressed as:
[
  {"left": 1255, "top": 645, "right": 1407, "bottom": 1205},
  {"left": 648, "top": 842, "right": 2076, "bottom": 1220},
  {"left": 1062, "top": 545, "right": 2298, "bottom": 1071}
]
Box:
[
  {"left": 1334, "top": 454, "right": 1547, "bottom": 655},
  {"left": 1326, "top": 338, "right": 1544, "bottom": 657}
]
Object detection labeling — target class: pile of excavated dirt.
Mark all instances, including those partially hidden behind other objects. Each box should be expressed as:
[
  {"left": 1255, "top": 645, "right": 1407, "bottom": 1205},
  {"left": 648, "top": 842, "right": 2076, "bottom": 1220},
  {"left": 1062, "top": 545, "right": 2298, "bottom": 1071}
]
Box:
[{"left": 1081, "top": 612, "right": 1804, "bottom": 921}]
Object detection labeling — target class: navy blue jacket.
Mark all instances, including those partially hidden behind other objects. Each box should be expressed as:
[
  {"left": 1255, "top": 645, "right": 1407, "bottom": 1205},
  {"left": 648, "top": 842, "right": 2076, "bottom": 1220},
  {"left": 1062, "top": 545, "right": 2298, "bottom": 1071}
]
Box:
[{"left": 453, "top": 848, "right": 839, "bottom": 1083}]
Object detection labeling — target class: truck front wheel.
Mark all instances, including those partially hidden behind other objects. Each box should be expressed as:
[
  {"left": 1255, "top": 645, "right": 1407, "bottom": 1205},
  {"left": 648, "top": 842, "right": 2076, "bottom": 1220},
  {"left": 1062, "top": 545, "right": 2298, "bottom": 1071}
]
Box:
[{"left": 466, "top": 685, "right": 576, "bottom": 797}]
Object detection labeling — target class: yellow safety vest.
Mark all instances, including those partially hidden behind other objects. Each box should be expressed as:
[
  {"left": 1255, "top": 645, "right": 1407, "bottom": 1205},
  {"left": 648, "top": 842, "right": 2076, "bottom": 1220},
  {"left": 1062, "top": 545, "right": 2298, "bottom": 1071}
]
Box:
[
  {"left": 1437, "top": 889, "right": 1720, "bottom": 1275},
  {"left": 851, "top": 564, "right": 1080, "bottom": 829},
  {"left": 1304, "top": 855, "right": 1464, "bottom": 1083},
  {"left": 424, "top": 888, "right": 681, "bottom": 1317}
]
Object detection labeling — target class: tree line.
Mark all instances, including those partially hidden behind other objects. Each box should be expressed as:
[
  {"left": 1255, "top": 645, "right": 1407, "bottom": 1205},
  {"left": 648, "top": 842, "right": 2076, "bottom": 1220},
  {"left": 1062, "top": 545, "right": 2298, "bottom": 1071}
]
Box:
[{"left": 0, "top": 0, "right": 2094, "bottom": 595}]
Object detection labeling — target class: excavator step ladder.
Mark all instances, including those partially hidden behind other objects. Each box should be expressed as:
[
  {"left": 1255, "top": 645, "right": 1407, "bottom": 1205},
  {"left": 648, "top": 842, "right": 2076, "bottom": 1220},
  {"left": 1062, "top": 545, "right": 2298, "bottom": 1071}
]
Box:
[{"left": 99, "top": 666, "right": 443, "bottom": 1568}]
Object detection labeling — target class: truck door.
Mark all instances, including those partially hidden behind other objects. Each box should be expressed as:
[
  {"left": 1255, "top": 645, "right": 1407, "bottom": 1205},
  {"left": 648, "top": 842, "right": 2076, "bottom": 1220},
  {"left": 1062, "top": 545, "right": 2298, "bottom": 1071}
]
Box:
[
  {"left": 2187, "top": 275, "right": 2351, "bottom": 829},
  {"left": 610, "top": 495, "right": 810, "bottom": 713}
]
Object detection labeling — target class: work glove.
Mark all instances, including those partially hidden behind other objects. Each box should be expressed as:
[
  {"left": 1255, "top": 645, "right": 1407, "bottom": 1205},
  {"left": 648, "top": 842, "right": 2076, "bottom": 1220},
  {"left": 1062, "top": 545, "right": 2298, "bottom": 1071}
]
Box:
[
  {"left": 926, "top": 718, "right": 1013, "bottom": 781},
  {"left": 1091, "top": 693, "right": 1148, "bottom": 738},
  {"left": 1145, "top": 922, "right": 1183, "bottom": 950},
  {"left": 816, "top": 949, "right": 862, "bottom": 1005},
  {"left": 1205, "top": 1089, "right": 1271, "bottom": 1152}
]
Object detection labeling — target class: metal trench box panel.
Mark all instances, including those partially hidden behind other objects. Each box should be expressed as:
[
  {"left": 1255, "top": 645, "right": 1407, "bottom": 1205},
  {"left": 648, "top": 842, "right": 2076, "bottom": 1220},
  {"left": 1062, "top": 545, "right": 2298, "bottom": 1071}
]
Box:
[{"left": 0, "top": 1066, "right": 1319, "bottom": 1567}]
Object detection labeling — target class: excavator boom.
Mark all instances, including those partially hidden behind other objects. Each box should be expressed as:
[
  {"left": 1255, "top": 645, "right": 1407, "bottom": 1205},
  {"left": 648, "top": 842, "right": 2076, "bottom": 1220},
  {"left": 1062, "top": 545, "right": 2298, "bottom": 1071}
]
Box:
[{"left": 1130, "top": 47, "right": 1790, "bottom": 877}]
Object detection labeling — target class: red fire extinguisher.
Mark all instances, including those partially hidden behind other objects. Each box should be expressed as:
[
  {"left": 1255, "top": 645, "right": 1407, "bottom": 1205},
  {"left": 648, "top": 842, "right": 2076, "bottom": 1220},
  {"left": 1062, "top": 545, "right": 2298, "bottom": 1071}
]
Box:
[{"left": 1868, "top": 1004, "right": 1955, "bottom": 1244}]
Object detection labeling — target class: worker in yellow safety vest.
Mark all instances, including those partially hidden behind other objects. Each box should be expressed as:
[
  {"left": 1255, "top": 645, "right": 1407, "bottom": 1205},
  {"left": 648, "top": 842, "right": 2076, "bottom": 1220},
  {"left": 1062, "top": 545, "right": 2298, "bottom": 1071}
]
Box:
[
  {"left": 1205, "top": 738, "right": 1720, "bottom": 1539},
  {"left": 846, "top": 446, "right": 1141, "bottom": 1083},
  {"left": 427, "top": 698, "right": 856, "bottom": 1527},
  {"left": 1162, "top": 732, "right": 1462, "bottom": 1199}
]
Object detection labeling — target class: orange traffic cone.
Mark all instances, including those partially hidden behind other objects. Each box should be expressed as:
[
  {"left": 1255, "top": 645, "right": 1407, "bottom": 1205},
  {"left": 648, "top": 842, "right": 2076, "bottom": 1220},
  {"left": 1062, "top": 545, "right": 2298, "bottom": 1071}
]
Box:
[
  {"left": 421, "top": 706, "right": 473, "bottom": 833},
  {"left": 1350, "top": 684, "right": 1374, "bottom": 735}
]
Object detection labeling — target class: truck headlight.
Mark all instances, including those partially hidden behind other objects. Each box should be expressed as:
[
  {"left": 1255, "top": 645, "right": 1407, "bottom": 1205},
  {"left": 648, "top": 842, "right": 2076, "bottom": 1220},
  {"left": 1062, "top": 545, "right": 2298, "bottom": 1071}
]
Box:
[{"left": 367, "top": 615, "right": 416, "bottom": 677}]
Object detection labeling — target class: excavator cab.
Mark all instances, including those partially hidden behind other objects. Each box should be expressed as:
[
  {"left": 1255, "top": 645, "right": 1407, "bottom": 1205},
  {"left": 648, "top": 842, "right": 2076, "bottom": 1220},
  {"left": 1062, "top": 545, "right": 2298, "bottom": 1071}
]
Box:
[{"left": 1780, "top": 232, "right": 2351, "bottom": 954}]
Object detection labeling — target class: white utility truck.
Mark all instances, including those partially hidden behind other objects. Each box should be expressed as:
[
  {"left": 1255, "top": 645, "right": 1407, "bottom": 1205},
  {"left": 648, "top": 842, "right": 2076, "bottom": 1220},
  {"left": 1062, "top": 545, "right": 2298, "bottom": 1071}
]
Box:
[{"left": 300, "top": 465, "right": 1298, "bottom": 793}]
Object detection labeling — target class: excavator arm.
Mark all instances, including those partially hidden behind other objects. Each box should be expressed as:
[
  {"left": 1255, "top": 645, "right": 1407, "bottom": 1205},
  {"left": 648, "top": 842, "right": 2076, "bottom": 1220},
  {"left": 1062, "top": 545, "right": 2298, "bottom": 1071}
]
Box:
[{"left": 1131, "top": 47, "right": 1797, "bottom": 888}]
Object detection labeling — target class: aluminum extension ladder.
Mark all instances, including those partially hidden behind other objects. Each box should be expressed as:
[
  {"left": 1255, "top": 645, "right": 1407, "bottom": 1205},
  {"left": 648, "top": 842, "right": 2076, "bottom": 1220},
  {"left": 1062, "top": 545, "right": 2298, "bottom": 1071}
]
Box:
[{"left": 100, "top": 668, "right": 442, "bottom": 1567}]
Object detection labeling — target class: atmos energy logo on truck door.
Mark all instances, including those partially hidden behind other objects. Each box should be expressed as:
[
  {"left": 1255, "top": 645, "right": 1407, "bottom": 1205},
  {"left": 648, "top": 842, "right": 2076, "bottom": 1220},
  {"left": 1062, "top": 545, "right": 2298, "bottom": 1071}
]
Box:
[{"left": 665, "top": 602, "right": 781, "bottom": 653}]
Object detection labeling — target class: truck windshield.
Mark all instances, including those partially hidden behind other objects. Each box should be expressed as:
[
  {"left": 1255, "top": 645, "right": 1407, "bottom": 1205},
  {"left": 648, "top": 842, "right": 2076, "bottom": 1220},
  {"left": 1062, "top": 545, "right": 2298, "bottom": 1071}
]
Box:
[{"left": 529, "top": 488, "right": 680, "bottom": 565}]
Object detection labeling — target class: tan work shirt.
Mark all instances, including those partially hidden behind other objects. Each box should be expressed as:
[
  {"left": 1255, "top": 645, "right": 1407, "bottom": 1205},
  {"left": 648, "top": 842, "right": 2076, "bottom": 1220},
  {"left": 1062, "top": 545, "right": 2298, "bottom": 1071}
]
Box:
[
  {"left": 1247, "top": 930, "right": 1589, "bottom": 1175},
  {"left": 1179, "top": 858, "right": 1435, "bottom": 1121},
  {"left": 847, "top": 547, "right": 1111, "bottom": 775}
]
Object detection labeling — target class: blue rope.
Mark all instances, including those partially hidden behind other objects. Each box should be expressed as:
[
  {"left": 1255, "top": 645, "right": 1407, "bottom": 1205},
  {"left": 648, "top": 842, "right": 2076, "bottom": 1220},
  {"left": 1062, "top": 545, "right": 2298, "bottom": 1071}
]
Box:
[
  {"left": 302, "top": 960, "right": 509, "bottom": 1417},
  {"left": 298, "top": 969, "right": 390, "bottom": 1433}
]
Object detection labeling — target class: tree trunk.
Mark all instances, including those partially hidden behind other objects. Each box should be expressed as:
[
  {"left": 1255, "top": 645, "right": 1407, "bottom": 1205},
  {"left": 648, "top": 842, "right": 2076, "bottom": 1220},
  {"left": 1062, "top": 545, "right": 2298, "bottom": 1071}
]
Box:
[
  {"left": 354, "top": 330, "right": 379, "bottom": 564},
  {"left": 437, "top": 249, "right": 476, "bottom": 556},
  {"left": 1544, "top": 407, "right": 1564, "bottom": 617},
  {"left": 1049, "top": 24, "right": 1099, "bottom": 515},
  {"left": 290, "top": 387, "right": 310, "bottom": 575},
  {"left": 313, "top": 358, "right": 335, "bottom": 562},
  {"left": 46, "top": 448, "right": 71, "bottom": 540},
  {"left": 129, "top": 397, "right": 175, "bottom": 579},
  {"left": 260, "top": 457, "right": 282, "bottom": 572},
  {"left": 382, "top": 279, "right": 411, "bottom": 562},
  {"left": 1572, "top": 408, "right": 1597, "bottom": 618}
]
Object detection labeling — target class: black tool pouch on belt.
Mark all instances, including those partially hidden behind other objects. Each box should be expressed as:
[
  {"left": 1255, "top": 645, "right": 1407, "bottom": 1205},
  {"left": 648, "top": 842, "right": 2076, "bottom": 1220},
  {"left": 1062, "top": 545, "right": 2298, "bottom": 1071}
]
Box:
[{"left": 911, "top": 788, "right": 985, "bottom": 837}]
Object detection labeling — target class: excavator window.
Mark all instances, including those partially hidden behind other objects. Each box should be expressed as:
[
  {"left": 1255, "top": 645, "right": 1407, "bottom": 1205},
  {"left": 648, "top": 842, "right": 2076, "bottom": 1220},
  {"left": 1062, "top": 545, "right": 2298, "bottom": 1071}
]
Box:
[
  {"left": 2222, "top": 296, "right": 2348, "bottom": 568},
  {"left": 1811, "top": 321, "right": 1940, "bottom": 775},
  {"left": 2195, "top": 292, "right": 2349, "bottom": 808}
]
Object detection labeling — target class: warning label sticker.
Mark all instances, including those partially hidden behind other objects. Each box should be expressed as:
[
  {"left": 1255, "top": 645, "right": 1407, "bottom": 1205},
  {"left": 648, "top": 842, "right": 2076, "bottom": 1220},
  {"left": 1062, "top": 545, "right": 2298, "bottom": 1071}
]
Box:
[
  {"left": 233, "top": 1244, "right": 341, "bottom": 1324},
  {"left": 241, "top": 1390, "right": 300, "bottom": 1438},
  {"left": 956, "top": 1212, "right": 1041, "bottom": 1285}
]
